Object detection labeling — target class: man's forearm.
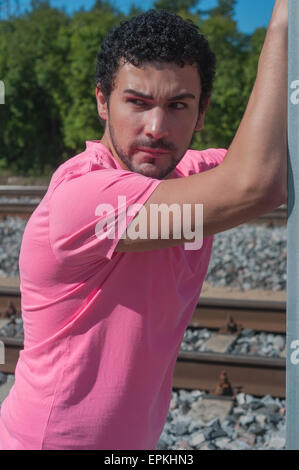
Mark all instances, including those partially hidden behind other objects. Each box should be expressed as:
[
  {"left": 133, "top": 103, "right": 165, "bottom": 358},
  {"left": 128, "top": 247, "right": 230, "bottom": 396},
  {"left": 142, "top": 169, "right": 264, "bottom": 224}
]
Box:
[{"left": 223, "top": 0, "right": 287, "bottom": 205}]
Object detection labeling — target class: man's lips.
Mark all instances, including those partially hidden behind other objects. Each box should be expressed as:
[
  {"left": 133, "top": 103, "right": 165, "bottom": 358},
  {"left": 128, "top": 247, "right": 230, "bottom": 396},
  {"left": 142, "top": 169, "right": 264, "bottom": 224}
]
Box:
[{"left": 136, "top": 147, "right": 170, "bottom": 157}]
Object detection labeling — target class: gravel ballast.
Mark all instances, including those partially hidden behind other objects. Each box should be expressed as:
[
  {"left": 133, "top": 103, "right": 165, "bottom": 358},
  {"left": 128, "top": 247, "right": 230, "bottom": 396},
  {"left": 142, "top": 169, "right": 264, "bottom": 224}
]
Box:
[
  {"left": 157, "top": 389, "right": 286, "bottom": 450},
  {"left": 0, "top": 217, "right": 287, "bottom": 292},
  {"left": 0, "top": 373, "right": 286, "bottom": 451}
]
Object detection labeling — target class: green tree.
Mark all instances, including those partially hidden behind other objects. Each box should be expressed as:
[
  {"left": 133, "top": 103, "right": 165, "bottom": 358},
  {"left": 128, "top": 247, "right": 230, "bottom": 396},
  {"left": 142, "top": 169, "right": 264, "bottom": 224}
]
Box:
[
  {"left": 0, "top": 0, "right": 123, "bottom": 173},
  {"left": 92, "top": 0, "right": 119, "bottom": 15},
  {"left": 127, "top": 3, "right": 144, "bottom": 17},
  {"left": 0, "top": 3, "right": 69, "bottom": 174},
  {"left": 208, "top": 0, "right": 236, "bottom": 17},
  {"left": 0, "top": 0, "right": 268, "bottom": 175},
  {"left": 154, "top": 0, "right": 199, "bottom": 12},
  {"left": 30, "top": 0, "right": 50, "bottom": 10},
  {"left": 192, "top": 0, "right": 249, "bottom": 150},
  {"left": 242, "top": 27, "right": 266, "bottom": 101},
  {"left": 58, "top": 8, "right": 122, "bottom": 153}
]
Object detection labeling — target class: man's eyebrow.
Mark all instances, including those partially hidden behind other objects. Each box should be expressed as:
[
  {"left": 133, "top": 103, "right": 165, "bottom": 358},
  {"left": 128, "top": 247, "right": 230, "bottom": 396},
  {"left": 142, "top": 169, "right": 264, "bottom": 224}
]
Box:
[{"left": 123, "top": 89, "right": 196, "bottom": 101}]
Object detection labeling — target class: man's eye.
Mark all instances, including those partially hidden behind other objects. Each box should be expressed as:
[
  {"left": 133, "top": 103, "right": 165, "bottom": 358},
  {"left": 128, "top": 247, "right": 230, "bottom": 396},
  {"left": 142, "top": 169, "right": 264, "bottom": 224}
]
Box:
[
  {"left": 127, "top": 99, "right": 186, "bottom": 109},
  {"left": 170, "top": 102, "right": 186, "bottom": 110},
  {"left": 128, "top": 99, "right": 146, "bottom": 106}
]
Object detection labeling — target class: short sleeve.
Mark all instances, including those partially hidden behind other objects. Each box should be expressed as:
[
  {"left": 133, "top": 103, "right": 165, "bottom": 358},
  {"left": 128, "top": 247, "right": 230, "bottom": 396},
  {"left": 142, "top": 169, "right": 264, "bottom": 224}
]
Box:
[
  {"left": 203, "top": 148, "right": 227, "bottom": 168},
  {"left": 48, "top": 169, "right": 162, "bottom": 266},
  {"left": 178, "top": 148, "right": 228, "bottom": 175}
]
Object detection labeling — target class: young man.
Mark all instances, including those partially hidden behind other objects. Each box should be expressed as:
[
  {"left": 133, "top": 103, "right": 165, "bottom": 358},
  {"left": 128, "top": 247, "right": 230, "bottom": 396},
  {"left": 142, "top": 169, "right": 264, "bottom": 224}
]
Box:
[{"left": 0, "top": 2, "right": 287, "bottom": 450}]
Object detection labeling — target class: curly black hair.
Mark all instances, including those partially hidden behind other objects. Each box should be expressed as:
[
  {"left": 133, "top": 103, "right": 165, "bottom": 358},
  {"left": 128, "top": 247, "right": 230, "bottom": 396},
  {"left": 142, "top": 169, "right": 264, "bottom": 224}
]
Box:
[{"left": 95, "top": 9, "right": 216, "bottom": 114}]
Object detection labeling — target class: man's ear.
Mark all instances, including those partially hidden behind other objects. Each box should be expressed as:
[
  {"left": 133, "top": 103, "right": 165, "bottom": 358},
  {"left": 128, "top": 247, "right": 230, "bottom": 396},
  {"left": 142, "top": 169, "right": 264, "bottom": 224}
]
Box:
[
  {"left": 194, "top": 97, "right": 210, "bottom": 131},
  {"left": 95, "top": 85, "right": 108, "bottom": 122}
]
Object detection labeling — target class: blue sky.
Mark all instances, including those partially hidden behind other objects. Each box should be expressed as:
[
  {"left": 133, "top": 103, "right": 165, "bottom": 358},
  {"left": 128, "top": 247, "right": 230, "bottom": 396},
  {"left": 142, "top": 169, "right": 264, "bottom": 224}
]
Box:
[{"left": 12, "top": 0, "right": 275, "bottom": 34}]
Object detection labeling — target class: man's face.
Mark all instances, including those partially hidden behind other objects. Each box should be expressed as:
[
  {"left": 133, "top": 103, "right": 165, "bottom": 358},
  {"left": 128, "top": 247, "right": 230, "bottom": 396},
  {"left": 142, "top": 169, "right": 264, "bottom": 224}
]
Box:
[{"left": 96, "top": 60, "right": 205, "bottom": 180}]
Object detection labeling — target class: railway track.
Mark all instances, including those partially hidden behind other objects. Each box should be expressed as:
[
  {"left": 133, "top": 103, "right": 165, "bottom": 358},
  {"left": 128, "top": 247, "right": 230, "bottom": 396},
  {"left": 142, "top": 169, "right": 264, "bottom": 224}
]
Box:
[
  {"left": 0, "top": 185, "right": 46, "bottom": 220},
  {"left": 193, "top": 297, "right": 286, "bottom": 333},
  {"left": 250, "top": 206, "right": 287, "bottom": 226},
  {"left": 0, "top": 186, "right": 287, "bottom": 224},
  {"left": 0, "top": 185, "right": 47, "bottom": 197},
  {"left": 0, "top": 285, "right": 286, "bottom": 398}
]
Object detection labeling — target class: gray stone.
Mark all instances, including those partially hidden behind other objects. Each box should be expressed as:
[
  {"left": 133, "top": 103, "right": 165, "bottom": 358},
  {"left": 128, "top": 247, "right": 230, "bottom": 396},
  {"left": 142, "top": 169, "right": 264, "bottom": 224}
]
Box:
[
  {"left": 206, "top": 224, "right": 286, "bottom": 291},
  {"left": 0, "top": 322, "right": 15, "bottom": 337},
  {"left": 266, "top": 402, "right": 280, "bottom": 413},
  {"left": 203, "top": 428, "right": 213, "bottom": 440},
  {"left": 240, "top": 329, "right": 255, "bottom": 338},
  {"left": 191, "top": 390, "right": 203, "bottom": 399},
  {"left": 222, "top": 423, "right": 237, "bottom": 439},
  {"left": 179, "top": 402, "right": 191, "bottom": 415},
  {"left": 250, "top": 400, "right": 265, "bottom": 411},
  {"left": 248, "top": 423, "right": 265, "bottom": 436},
  {"left": 225, "top": 416, "right": 238, "bottom": 426},
  {"left": 236, "top": 393, "right": 246, "bottom": 406},
  {"left": 0, "top": 319, "right": 10, "bottom": 329},
  {"left": 207, "top": 442, "right": 218, "bottom": 450},
  {"left": 203, "top": 333, "right": 237, "bottom": 353},
  {"left": 214, "top": 437, "right": 231, "bottom": 448},
  {"left": 233, "top": 406, "right": 246, "bottom": 416},
  {"left": 179, "top": 390, "right": 196, "bottom": 404},
  {"left": 189, "top": 398, "right": 233, "bottom": 426},
  {"left": 273, "top": 335, "right": 285, "bottom": 350},
  {"left": 198, "top": 444, "right": 212, "bottom": 450},
  {"left": 188, "top": 421, "right": 202, "bottom": 433},
  {"left": 266, "top": 434, "right": 286, "bottom": 449},
  {"left": 172, "top": 440, "right": 193, "bottom": 450},
  {"left": 189, "top": 433, "right": 206, "bottom": 447},
  {"left": 261, "top": 395, "right": 278, "bottom": 406},
  {"left": 209, "top": 428, "right": 228, "bottom": 440},
  {"left": 239, "top": 414, "right": 255, "bottom": 427},
  {"left": 222, "top": 440, "right": 251, "bottom": 450},
  {"left": 255, "top": 435, "right": 266, "bottom": 446},
  {"left": 267, "top": 412, "right": 281, "bottom": 426},
  {"left": 255, "top": 414, "right": 267, "bottom": 427},
  {"left": 170, "top": 396, "right": 178, "bottom": 410},
  {"left": 205, "top": 417, "right": 221, "bottom": 429},
  {"left": 245, "top": 394, "right": 255, "bottom": 404},
  {"left": 174, "top": 416, "right": 192, "bottom": 435},
  {"left": 238, "top": 432, "right": 256, "bottom": 447}
]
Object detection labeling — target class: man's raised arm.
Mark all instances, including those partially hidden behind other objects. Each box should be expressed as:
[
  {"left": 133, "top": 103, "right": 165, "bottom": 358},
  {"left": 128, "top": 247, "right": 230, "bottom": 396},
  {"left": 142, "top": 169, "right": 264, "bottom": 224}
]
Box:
[{"left": 116, "top": 0, "right": 288, "bottom": 252}]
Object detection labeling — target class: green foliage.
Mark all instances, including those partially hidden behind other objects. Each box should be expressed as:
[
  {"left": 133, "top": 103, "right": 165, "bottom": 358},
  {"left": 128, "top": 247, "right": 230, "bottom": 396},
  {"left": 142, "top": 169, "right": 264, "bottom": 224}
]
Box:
[
  {"left": 153, "top": 0, "right": 199, "bottom": 12},
  {"left": 0, "top": 0, "right": 267, "bottom": 175},
  {"left": 127, "top": 3, "right": 145, "bottom": 17},
  {"left": 192, "top": 3, "right": 249, "bottom": 149},
  {"left": 92, "top": 0, "right": 121, "bottom": 16},
  {"left": 241, "top": 27, "right": 266, "bottom": 100},
  {"left": 57, "top": 8, "right": 122, "bottom": 153},
  {"left": 208, "top": 0, "right": 236, "bottom": 17},
  {"left": 0, "top": 3, "right": 69, "bottom": 173}
]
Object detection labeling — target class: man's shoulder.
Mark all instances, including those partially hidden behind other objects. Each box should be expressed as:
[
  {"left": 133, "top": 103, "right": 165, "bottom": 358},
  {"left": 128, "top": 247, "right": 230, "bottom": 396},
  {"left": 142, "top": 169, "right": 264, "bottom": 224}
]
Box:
[
  {"left": 176, "top": 148, "right": 228, "bottom": 176},
  {"left": 47, "top": 141, "right": 121, "bottom": 194}
]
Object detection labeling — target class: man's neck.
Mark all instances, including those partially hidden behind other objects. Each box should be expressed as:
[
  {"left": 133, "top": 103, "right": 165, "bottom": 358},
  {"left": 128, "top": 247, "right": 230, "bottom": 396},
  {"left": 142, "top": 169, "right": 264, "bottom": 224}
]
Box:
[{"left": 101, "top": 134, "right": 128, "bottom": 170}]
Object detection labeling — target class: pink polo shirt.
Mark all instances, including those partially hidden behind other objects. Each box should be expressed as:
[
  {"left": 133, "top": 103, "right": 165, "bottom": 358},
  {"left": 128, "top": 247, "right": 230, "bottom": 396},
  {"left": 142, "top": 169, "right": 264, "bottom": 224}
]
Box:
[{"left": 0, "top": 141, "right": 226, "bottom": 450}]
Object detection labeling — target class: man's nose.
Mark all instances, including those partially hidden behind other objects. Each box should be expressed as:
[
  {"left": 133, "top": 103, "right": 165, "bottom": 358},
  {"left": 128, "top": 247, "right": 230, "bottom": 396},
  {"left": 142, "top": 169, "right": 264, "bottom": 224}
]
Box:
[{"left": 144, "top": 107, "right": 169, "bottom": 141}]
